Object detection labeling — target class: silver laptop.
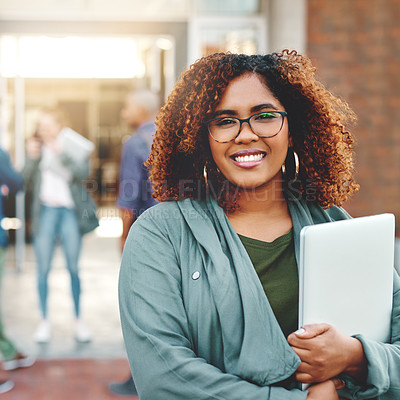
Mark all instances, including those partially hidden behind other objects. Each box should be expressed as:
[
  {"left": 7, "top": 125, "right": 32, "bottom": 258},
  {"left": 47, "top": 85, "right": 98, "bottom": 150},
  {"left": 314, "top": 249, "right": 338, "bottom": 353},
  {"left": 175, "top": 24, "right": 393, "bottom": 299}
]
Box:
[{"left": 299, "top": 213, "right": 395, "bottom": 343}]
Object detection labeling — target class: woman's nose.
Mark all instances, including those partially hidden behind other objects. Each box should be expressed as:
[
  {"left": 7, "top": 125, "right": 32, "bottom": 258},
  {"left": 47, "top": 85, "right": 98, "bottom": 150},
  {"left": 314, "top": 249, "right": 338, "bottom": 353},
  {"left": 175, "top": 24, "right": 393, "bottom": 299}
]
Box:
[{"left": 234, "top": 122, "right": 259, "bottom": 144}]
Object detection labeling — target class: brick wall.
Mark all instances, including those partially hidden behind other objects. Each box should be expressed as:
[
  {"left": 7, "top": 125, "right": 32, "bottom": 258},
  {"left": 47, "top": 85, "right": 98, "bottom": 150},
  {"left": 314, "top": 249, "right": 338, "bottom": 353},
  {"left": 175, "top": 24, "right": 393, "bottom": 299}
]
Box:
[{"left": 307, "top": 0, "right": 400, "bottom": 233}]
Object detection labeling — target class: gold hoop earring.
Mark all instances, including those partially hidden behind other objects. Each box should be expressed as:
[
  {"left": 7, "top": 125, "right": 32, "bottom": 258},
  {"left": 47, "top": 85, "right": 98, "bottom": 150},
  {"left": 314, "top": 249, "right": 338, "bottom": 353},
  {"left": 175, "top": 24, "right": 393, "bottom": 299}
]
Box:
[
  {"left": 203, "top": 165, "right": 208, "bottom": 186},
  {"left": 281, "top": 150, "right": 299, "bottom": 184},
  {"left": 292, "top": 151, "right": 299, "bottom": 183}
]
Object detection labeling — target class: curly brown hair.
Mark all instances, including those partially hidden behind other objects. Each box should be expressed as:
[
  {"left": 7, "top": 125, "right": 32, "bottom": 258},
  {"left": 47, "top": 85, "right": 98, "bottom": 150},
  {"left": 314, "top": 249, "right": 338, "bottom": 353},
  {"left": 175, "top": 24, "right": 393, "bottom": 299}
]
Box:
[{"left": 146, "top": 49, "right": 359, "bottom": 210}]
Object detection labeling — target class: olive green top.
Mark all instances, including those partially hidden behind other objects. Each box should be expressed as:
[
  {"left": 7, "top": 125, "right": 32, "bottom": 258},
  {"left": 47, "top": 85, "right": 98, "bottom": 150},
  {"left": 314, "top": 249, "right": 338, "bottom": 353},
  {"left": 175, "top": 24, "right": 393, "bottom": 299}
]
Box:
[{"left": 238, "top": 229, "right": 299, "bottom": 339}]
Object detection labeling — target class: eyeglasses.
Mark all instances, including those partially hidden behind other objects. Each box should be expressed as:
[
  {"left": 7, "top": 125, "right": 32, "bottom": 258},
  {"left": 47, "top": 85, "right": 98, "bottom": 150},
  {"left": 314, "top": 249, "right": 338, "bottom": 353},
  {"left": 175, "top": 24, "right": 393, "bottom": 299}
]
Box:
[{"left": 205, "top": 111, "right": 288, "bottom": 143}]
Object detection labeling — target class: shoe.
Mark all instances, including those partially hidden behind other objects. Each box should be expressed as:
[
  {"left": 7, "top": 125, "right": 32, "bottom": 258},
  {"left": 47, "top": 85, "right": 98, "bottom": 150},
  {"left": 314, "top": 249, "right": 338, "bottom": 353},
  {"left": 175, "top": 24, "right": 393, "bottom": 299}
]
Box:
[
  {"left": 3, "top": 353, "right": 36, "bottom": 371},
  {"left": 34, "top": 320, "right": 51, "bottom": 343},
  {"left": 0, "top": 379, "right": 14, "bottom": 394},
  {"left": 74, "top": 320, "right": 92, "bottom": 343},
  {"left": 108, "top": 375, "right": 138, "bottom": 396}
]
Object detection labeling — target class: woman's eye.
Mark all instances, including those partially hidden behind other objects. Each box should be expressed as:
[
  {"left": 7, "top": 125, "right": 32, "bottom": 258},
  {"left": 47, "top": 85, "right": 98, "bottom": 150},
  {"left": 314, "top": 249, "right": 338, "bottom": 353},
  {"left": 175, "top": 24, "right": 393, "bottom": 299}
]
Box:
[
  {"left": 216, "top": 118, "right": 237, "bottom": 127},
  {"left": 255, "top": 112, "right": 277, "bottom": 120}
]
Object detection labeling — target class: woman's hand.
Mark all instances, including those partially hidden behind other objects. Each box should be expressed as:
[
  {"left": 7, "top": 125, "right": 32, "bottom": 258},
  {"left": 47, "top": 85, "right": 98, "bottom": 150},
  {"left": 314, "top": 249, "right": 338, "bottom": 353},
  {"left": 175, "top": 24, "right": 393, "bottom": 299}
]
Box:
[
  {"left": 288, "top": 323, "right": 367, "bottom": 383},
  {"left": 306, "top": 378, "right": 345, "bottom": 399}
]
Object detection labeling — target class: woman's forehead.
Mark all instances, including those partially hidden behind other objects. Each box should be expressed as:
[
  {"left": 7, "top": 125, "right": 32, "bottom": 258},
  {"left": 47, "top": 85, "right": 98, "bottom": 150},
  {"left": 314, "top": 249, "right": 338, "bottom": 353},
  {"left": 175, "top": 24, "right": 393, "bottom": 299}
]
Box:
[{"left": 214, "top": 73, "right": 281, "bottom": 112}]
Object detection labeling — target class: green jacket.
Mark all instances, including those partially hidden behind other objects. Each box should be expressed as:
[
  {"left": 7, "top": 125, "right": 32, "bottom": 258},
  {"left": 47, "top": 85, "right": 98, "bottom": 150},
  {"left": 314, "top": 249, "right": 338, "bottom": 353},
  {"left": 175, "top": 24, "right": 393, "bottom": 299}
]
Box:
[
  {"left": 22, "top": 152, "right": 98, "bottom": 236},
  {"left": 119, "top": 190, "right": 400, "bottom": 400}
]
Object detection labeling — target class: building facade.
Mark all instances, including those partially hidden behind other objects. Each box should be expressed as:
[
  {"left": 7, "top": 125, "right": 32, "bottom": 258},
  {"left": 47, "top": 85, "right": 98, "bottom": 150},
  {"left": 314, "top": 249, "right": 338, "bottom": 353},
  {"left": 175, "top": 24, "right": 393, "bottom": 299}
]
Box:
[{"left": 0, "top": 0, "right": 399, "bottom": 235}]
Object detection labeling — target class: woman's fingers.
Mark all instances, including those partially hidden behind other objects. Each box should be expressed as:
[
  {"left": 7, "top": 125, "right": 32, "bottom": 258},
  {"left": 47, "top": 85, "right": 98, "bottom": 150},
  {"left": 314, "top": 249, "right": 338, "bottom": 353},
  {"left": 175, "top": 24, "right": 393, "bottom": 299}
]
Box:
[
  {"left": 290, "top": 346, "right": 311, "bottom": 362},
  {"left": 288, "top": 323, "right": 330, "bottom": 347},
  {"left": 295, "top": 371, "right": 314, "bottom": 383},
  {"left": 331, "top": 377, "right": 346, "bottom": 390}
]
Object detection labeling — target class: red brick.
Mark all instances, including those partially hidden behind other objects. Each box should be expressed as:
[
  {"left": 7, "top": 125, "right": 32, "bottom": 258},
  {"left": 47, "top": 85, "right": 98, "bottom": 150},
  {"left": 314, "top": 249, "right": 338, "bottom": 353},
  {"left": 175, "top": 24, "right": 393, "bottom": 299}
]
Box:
[{"left": 307, "top": 0, "right": 400, "bottom": 229}]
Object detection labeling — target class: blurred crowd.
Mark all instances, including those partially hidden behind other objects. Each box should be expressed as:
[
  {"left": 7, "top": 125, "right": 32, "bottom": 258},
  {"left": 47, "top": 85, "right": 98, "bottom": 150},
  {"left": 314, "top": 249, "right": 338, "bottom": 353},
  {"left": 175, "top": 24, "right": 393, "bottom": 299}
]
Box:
[{"left": 0, "top": 89, "right": 159, "bottom": 396}]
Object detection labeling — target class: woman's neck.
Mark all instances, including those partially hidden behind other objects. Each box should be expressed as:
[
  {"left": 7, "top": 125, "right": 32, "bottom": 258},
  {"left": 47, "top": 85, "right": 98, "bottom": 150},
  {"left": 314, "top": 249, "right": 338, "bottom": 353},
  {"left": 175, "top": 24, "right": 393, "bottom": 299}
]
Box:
[{"left": 226, "top": 182, "right": 292, "bottom": 242}]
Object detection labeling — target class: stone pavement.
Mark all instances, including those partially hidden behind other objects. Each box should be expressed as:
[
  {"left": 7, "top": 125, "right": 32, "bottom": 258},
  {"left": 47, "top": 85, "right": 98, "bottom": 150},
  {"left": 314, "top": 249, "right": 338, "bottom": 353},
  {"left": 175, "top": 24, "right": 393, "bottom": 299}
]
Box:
[
  {"left": 3, "top": 228, "right": 126, "bottom": 360},
  {"left": 1, "top": 359, "right": 137, "bottom": 400}
]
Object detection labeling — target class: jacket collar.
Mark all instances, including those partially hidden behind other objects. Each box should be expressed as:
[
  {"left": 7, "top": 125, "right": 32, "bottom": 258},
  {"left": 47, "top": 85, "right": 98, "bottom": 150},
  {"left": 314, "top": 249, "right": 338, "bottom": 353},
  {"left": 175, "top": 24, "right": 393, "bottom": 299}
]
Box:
[{"left": 176, "top": 191, "right": 350, "bottom": 386}]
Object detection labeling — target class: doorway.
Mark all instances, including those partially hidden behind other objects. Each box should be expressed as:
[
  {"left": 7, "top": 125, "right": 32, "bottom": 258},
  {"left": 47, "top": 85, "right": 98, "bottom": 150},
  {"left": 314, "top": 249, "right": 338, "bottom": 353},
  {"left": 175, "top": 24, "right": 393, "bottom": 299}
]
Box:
[{"left": 0, "top": 33, "right": 175, "bottom": 207}]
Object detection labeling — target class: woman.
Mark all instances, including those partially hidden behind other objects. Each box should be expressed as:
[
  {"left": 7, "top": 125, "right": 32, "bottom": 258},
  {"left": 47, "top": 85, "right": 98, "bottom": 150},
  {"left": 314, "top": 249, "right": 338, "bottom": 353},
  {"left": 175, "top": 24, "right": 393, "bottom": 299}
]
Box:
[
  {"left": 23, "top": 108, "right": 98, "bottom": 343},
  {"left": 119, "top": 51, "right": 400, "bottom": 399}
]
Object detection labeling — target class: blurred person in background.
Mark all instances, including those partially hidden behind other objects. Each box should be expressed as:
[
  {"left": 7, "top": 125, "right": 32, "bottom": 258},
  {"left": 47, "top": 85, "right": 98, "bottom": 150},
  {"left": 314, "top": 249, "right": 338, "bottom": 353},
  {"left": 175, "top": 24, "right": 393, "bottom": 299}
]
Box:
[
  {"left": 117, "top": 89, "right": 159, "bottom": 253},
  {"left": 22, "top": 108, "right": 98, "bottom": 344},
  {"left": 108, "top": 90, "right": 159, "bottom": 397},
  {"left": 0, "top": 147, "right": 35, "bottom": 394},
  {"left": 118, "top": 51, "right": 400, "bottom": 399}
]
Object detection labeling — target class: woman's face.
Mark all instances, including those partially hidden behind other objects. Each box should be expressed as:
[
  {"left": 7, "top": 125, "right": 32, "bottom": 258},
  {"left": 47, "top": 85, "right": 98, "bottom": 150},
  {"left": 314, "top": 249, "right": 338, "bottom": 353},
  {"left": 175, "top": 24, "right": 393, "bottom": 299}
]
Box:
[
  {"left": 208, "top": 72, "right": 289, "bottom": 191},
  {"left": 37, "top": 113, "right": 62, "bottom": 142},
  {"left": 120, "top": 95, "right": 146, "bottom": 129}
]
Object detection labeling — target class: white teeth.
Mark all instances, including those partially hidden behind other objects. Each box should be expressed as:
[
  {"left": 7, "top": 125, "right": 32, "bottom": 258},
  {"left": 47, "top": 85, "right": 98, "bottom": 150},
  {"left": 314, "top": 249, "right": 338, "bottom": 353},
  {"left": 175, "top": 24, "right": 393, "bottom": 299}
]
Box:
[{"left": 234, "top": 153, "right": 264, "bottom": 163}]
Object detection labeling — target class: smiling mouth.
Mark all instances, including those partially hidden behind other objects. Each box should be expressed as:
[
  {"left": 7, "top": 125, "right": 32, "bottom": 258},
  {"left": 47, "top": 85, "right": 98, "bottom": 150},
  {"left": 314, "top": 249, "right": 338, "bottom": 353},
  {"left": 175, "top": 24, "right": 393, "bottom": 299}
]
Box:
[{"left": 231, "top": 152, "right": 266, "bottom": 163}]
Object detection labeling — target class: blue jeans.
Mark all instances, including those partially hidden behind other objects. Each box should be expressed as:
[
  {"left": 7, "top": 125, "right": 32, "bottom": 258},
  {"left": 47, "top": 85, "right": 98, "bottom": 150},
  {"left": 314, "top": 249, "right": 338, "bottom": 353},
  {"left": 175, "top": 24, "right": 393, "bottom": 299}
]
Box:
[{"left": 33, "top": 205, "right": 82, "bottom": 319}]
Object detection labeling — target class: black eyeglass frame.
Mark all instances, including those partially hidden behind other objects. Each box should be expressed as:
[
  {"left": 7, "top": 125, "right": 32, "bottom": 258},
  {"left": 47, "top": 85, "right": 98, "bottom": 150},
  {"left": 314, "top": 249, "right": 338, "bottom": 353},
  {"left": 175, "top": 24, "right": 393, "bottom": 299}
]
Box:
[{"left": 204, "top": 111, "right": 288, "bottom": 143}]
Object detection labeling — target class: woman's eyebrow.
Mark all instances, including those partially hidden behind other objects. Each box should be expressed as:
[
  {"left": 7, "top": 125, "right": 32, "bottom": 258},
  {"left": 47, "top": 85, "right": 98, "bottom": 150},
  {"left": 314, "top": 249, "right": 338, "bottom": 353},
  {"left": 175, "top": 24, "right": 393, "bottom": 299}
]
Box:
[
  {"left": 213, "top": 103, "right": 279, "bottom": 117},
  {"left": 213, "top": 109, "right": 237, "bottom": 117},
  {"left": 250, "top": 103, "right": 279, "bottom": 113}
]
